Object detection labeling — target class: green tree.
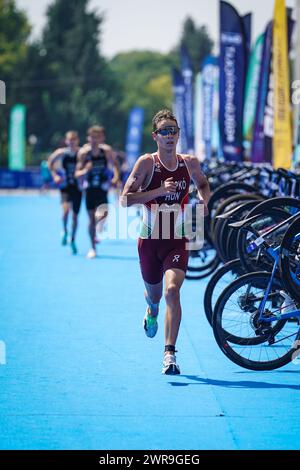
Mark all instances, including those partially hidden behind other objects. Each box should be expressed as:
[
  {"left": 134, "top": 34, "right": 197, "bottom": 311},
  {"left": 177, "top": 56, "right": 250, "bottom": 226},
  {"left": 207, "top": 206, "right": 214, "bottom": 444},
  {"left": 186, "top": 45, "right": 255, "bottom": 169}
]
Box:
[
  {"left": 178, "top": 17, "right": 214, "bottom": 73},
  {"left": 110, "top": 50, "right": 176, "bottom": 152},
  {"left": 0, "top": 0, "right": 30, "bottom": 76},
  {"left": 0, "top": 0, "right": 31, "bottom": 166},
  {"left": 22, "top": 0, "right": 125, "bottom": 155}
]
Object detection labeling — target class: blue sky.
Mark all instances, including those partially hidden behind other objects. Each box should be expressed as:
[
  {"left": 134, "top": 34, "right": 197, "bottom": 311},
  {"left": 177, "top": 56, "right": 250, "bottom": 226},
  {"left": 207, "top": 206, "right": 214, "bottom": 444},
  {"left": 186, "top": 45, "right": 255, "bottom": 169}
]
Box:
[{"left": 16, "top": 0, "right": 295, "bottom": 57}]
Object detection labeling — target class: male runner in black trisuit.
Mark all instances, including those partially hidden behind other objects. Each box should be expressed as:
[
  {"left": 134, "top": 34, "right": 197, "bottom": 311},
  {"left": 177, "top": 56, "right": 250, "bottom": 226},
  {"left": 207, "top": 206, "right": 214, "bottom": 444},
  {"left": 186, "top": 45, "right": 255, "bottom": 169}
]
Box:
[
  {"left": 76, "top": 126, "right": 119, "bottom": 258},
  {"left": 48, "top": 131, "right": 82, "bottom": 254}
]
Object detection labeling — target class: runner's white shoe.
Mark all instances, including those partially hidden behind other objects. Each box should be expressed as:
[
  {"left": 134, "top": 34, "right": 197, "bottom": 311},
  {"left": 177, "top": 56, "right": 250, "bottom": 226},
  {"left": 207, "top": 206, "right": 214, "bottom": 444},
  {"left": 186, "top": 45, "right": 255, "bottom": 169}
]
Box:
[
  {"left": 86, "top": 248, "right": 97, "bottom": 259},
  {"left": 162, "top": 353, "right": 180, "bottom": 375}
]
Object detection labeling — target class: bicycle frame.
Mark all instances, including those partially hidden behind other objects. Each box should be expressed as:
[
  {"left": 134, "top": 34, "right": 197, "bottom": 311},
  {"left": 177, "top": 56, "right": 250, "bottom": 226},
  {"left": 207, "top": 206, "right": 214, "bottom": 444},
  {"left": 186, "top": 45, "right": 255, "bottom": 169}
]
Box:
[{"left": 240, "top": 213, "right": 300, "bottom": 324}]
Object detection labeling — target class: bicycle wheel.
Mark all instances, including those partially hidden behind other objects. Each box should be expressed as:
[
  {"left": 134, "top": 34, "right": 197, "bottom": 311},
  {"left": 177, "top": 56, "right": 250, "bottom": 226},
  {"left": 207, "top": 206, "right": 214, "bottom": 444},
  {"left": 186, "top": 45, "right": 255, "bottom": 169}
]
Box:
[
  {"left": 203, "top": 259, "right": 244, "bottom": 326},
  {"left": 206, "top": 182, "right": 258, "bottom": 237},
  {"left": 214, "top": 200, "right": 260, "bottom": 263},
  {"left": 212, "top": 272, "right": 299, "bottom": 370},
  {"left": 186, "top": 255, "right": 220, "bottom": 280},
  {"left": 280, "top": 214, "right": 300, "bottom": 304},
  {"left": 211, "top": 193, "right": 263, "bottom": 237},
  {"left": 236, "top": 207, "right": 292, "bottom": 273}
]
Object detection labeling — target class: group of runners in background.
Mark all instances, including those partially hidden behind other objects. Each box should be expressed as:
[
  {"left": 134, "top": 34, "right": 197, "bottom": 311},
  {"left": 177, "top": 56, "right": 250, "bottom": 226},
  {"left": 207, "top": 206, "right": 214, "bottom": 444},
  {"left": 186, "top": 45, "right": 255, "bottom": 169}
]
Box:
[{"left": 47, "top": 125, "right": 127, "bottom": 258}]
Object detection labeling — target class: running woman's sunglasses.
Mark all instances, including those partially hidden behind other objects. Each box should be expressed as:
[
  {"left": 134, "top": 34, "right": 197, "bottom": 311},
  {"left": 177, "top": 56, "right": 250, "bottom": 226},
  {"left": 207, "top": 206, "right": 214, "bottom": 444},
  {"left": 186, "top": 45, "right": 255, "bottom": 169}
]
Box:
[{"left": 155, "top": 126, "right": 180, "bottom": 136}]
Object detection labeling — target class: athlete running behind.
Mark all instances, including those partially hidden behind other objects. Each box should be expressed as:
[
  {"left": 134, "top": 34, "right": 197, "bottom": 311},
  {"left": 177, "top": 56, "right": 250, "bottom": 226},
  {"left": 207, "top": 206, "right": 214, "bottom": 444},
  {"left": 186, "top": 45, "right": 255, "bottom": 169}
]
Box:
[
  {"left": 48, "top": 130, "right": 82, "bottom": 254},
  {"left": 76, "top": 126, "right": 119, "bottom": 259}
]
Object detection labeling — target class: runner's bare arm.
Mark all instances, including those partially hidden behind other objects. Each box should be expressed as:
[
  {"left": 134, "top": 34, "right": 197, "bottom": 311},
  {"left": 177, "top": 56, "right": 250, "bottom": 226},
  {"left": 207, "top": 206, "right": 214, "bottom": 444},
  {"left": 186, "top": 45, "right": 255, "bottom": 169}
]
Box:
[
  {"left": 47, "top": 148, "right": 64, "bottom": 172},
  {"left": 120, "top": 155, "right": 177, "bottom": 207},
  {"left": 184, "top": 155, "right": 211, "bottom": 214},
  {"left": 47, "top": 148, "right": 66, "bottom": 182},
  {"left": 107, "top": 150, "right": 120, "bottom": 186},
  {"left": 75, "top": 149, "right": 92, "bottom": 177}
]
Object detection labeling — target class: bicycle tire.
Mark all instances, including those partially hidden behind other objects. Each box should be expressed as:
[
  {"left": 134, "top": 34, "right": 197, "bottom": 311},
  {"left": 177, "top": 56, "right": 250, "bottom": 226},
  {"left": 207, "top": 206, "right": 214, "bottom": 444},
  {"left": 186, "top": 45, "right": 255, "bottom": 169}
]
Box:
[
  {"left": 280, "top": 214, "right": 300, "bottom": 304},
  {"left": 212, "top": 272, "right": 297, "bottom": 370},
  {"left": 203, "top": 259, "right": 244, "bottom": 326}
]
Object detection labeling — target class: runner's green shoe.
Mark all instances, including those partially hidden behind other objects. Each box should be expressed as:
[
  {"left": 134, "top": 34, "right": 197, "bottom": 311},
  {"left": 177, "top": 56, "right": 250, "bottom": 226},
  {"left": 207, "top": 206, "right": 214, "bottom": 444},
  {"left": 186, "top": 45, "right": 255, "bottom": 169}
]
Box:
[
  {"left": 61, "top": 231, "right": 68, "bottom": 246},
  {"left": 143, "top": 307, "right": 158, "bottom": 338},
  {"left": 70, "top": 240, "right": 77, "bottom": 255}
]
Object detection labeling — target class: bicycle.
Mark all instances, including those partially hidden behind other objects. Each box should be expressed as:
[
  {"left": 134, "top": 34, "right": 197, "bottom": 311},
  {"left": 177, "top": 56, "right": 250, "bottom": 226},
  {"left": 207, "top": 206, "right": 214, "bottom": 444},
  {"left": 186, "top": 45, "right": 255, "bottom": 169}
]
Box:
[{"left": 212, "top": 213, "right": 300, "bottom": 370}]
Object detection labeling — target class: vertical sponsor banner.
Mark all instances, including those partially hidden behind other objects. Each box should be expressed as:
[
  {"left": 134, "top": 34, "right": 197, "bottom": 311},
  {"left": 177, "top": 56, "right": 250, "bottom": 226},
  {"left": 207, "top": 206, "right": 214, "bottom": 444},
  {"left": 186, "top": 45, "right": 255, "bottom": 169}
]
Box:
[
  {"left": 125, "top": 107, "right": 144, "bottom": 171},
  {"left": 0, "top": 81, "right": 6, "bottom": 104},
  {"left": 252, "top": 11, "right": 294, "bottom": 165},
  {"left": 0, "top": 81, "right": 6, "bottom": 164},
  {"left": 8, "top": 104, "right": 26, "bottom": 170},
  {"left": 273, "top": 0, "right": 293, "bottom": 169},
  {"left": 172, "top": 69, "right": 188, "bottom": 154},
  {"left": 294, "top": 117, "right": 300, "bottom": 167},
  {"left": 287, "top": 8, "right": 295, "bottom": 47},
  {"left": 243, "top": 34, "right": 264, "bottom": 145},
  {"left": 251, "top": 22, "right": 273, "bottom": 163},
  {"left": 194, "top": 72, "right": 205, "bottom": 160},
  {"left": 263, "top": 49, "right": 274, "bottom": 165},
  {"left": 242, "top": 13, "right": 252, "bottom": 67},
  {"left": 264, "top": 9, "right": 294, "bottom": 166},
  {"left": 212, "top": 59, "right": 221, "bottom": 158},
  {"left": 202, "top": 56, "right": 219, "bottom": 160},
  {"left": 181, "top": 46, "right": 194, "bottom": 153},
  {"left": 219, "top": 1, "right": 247, "bottom": 162},
  {"left": 293, "top": 3, "right": 300, "bottom": 167},
  {"left": 293, "top": 80, "right": 300, "bottom": 168}
]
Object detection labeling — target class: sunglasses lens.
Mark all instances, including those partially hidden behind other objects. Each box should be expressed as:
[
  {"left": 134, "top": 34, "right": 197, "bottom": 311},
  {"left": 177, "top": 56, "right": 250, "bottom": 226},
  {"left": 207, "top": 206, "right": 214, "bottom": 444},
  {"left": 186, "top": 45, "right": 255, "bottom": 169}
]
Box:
[{"left": 157, "top": 127, "right": 178, "bottom": 136}]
